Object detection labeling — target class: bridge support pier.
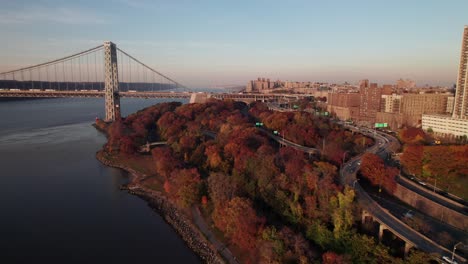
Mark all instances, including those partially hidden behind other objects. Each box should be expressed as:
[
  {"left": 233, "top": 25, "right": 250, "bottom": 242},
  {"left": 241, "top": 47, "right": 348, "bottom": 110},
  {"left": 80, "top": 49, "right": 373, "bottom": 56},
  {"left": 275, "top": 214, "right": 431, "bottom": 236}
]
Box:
[
  {"left": 378, "top": 224, "right": 387, "bottom": 242},
  {"left": 361, "top": 210, "right": 372, "bottom": 225},
  {"left": 104, "top": 41, "right": 120, "bottom": 122},
  {"left": 404, "top": 242, "right": 413, "bottom": 256}
]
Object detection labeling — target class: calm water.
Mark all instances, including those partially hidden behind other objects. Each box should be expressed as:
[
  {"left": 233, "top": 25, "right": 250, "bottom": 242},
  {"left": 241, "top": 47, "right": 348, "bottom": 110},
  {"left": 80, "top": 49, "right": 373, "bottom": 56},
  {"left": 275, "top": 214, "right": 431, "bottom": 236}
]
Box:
[{"left": 0, "top": 98, "right": 200, "bottom": 263}]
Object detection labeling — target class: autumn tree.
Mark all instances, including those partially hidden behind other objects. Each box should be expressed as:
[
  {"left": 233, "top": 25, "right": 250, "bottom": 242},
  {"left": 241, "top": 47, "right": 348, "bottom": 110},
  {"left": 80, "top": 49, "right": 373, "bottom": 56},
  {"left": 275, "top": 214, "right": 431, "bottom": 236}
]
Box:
[
  {"left": 168, "top": 168, "right": 201, "bottom": 207},
  {"left": 207, "top": 172, "right": 239, "bottom": 206},
  {"left": 399, "top": 127, "right": 427, "bottom": 145},
  {"left": 151, "top": 147, "right": 181, "bottom": 179},
  {"left": 401, "top": 145, "right": 423, "bottom": 176},
  {"left": 359, "top": 153, "right": 397, "bottom": 194},
  {"left": 331, "top": 186, "right": 355, "bottom": 241},
  {"left": 322, "top": 251, "right": 347, "bottom": 264},
  {"left": 212, "top": 197, "right": 264, "bottom": 252}
]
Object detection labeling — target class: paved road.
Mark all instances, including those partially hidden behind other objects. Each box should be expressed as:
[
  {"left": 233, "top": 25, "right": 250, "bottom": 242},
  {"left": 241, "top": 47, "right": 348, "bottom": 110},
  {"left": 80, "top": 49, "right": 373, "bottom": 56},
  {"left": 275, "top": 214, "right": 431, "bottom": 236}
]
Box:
[
  {"left": 397, "top": 176, "right": 468, "bottom": 214},
  {"left": 367, "top": 131, "right": 468, "bottom": 215},
  {"left": 341, "top": 126, "right": 466, "bottom": 263},
  {"left": 257, "top": 127, "right": 320, "bottom": 154}
]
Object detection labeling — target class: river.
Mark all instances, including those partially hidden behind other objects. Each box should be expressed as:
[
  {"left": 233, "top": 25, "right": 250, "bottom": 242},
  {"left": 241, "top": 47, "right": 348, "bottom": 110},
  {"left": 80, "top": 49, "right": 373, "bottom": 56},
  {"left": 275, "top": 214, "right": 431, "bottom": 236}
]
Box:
[{"left": 0, "top": 97, "right": 201, "bottom": 263}]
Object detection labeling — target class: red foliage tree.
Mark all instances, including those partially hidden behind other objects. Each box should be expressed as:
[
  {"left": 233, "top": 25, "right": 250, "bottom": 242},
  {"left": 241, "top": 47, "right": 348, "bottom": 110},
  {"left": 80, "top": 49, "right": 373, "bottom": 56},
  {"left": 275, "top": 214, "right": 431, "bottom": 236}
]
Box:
[
  {"left": 152, "top": 147, "right": 180, "bottom": 179},
  {"left": 169, "top": 168, "right": 201, "bottom": 207},
  {"left": 119, "top": 135, "right": 136, "bottom": 154},
  {"left": 322, "top": 251, "right": 346, "bottom": 264},
  {"left": 360, "top": 153, "right": 397, "bottom": 194},
  {"left": 399, "top": 127, "right": 427, "bottom": 145},
  {"left": 212, "top": 197, "right": 264, "bottom": 252},
  {"left": 400, "top": 145, "right": 423, "bottom": 176}
]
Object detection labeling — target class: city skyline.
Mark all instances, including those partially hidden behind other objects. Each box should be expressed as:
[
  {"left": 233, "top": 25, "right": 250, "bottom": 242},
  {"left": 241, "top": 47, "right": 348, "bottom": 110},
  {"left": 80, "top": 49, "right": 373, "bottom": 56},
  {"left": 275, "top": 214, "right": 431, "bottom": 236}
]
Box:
[{"left": 1, "top": 0, "right": 468, "bottom": 88}]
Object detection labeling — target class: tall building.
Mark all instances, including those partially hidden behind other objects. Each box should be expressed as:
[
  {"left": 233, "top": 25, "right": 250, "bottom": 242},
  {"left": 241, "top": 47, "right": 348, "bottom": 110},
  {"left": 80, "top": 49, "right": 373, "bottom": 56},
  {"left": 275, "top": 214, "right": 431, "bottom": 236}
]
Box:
[
  {"left": 380, "top": 94, "right": 402, "bottom": 113},
  {"left": 453, "top": 25, "right": 468, "bottom": 119},
  {"left": 327, "top": 92, "right": 360, "bottom": 121},
  {"left": 359, "top": 80, "right": 381, "bottom": 125},
  {"left": 400, "top": 94, "right": 451, "bottom": 126}
]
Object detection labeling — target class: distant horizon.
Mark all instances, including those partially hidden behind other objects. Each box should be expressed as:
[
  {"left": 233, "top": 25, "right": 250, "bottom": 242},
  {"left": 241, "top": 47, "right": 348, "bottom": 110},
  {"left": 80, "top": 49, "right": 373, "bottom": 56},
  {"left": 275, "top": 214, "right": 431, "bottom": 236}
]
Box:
[{"left": 1, "top": 1, "right": 467, "bottom": 88}]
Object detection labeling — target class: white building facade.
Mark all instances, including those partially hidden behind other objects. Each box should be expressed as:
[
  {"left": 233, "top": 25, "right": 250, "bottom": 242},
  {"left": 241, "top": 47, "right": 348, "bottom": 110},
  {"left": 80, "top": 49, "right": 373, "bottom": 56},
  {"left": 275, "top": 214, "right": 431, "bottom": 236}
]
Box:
[{"left": 422, "top": 114, "right": 468, "bottom": 137}]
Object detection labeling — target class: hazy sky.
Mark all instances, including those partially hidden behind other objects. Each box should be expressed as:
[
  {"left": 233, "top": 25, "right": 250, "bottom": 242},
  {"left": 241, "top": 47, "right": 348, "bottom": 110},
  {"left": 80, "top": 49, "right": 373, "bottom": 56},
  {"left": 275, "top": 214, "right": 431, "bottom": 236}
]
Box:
[{"left": 1, "top": 0, "right": 467, "bottom": 88}]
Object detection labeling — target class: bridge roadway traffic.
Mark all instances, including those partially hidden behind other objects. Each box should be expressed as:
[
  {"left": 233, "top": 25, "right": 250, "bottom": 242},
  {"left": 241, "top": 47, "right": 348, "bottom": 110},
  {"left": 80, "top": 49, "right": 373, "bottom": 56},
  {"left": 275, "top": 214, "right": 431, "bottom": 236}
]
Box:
[
  {"left": 0, "top": 90, "right": 192, "bottom": 99},
  {"left": 341, "top": 127, "right": 466, "bottom": 262},
  {"left": 0, "top": 89, "right": 311, "bottom": 101}
]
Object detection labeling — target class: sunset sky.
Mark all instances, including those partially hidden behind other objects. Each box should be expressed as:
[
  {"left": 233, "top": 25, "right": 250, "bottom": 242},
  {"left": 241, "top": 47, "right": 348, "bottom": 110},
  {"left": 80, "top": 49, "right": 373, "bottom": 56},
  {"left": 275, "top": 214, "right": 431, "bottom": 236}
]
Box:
[{"left": 1, "top": 0, "right": 467, "bottom": 88}]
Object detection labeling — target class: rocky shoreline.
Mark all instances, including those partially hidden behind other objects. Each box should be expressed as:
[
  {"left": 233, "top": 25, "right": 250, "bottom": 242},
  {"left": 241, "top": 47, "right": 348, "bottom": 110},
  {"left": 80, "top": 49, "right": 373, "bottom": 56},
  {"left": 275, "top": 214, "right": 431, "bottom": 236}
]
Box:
[{"left": 96, "top": 151, "right": 224, "bottom": 264}]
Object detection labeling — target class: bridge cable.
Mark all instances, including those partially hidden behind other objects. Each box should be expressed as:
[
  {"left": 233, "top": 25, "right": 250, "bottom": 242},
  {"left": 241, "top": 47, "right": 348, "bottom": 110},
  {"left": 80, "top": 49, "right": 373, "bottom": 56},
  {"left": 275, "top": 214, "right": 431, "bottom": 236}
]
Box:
[
  {"left": 30, "top": 69, "right": 33, "bottom": 89},
  {"left": 94, "top": 51, "right": 97, "bottom": 90},
  {"left": 54, "top": 64, "right": 57, "bottom": 90},
  {"left": 71, "top": 58, "right": 74, "bottom": 90},
  {"left": 13, "top": 72, "right": 17, "bottom": 89},
  {"left": 78, "top": 56, "right": 82, "bottom": 90},
  {"left": 39, "top": 67, "right": 42, "bottom": 90},
  {"left": 46, "top": 65, "right": 49, "bottom": 90},
  {"left": 116, "top": 48, "right": 189, "bottom": 91},
  {"left": 118, "top": 50, "right": 122, "bottom": 90},
  {"left": 0, "top": 45, "right": 104, "bottom": 76},
  {"left": 126, "top": 53, "right": 129, "bottom": 91},
  {"left": 86, "top": 53, "right": 89, "bottom": 90},
  {"left": 63, "top": 61, "right": 67, "bottom": 90},
  {"left": 152, "top": 70, "right": 155, "bottom": 91}
]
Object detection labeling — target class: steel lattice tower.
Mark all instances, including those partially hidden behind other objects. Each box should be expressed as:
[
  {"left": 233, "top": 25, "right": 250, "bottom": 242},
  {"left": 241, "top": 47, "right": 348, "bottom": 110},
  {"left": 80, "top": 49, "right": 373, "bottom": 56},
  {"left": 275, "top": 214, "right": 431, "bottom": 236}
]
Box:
[{"left": 104, "top": 41, "right": 120, "bottom": 122}]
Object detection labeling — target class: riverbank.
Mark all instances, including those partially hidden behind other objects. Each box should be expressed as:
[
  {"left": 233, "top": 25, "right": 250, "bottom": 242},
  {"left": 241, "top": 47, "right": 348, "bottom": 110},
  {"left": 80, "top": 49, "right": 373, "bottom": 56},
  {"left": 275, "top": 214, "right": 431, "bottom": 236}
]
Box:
[{"left": 96, "top": 150, "right": 225, "bottom": 264}]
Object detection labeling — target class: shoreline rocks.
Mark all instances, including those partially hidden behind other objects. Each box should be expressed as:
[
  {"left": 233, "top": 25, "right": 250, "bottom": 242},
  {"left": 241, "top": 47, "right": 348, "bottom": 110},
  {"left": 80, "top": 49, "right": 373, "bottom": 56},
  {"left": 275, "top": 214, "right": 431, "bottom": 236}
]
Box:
[{"left": 96, "top": 151, "right": 224, "bottom": 264}]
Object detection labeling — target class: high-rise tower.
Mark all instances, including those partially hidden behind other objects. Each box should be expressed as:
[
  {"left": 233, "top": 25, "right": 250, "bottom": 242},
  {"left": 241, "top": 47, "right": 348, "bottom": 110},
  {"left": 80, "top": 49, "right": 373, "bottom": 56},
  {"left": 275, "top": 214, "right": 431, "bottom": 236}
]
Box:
[{"left": 453, "top": 26, "right": 468, "bottom": 119}]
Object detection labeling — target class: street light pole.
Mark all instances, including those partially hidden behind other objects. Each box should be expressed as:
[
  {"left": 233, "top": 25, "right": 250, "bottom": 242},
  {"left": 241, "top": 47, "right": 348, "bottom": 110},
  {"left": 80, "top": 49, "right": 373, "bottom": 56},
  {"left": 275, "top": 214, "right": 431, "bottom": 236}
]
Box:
[
  {"left": 342, "top": 151, "right": 349, "bottom": 166},
  {"left": 452, "top": 242, "right": 463, "bottom": 263},
  {"left": 353, "top": 179, "right": 359, "bottom": 188}
]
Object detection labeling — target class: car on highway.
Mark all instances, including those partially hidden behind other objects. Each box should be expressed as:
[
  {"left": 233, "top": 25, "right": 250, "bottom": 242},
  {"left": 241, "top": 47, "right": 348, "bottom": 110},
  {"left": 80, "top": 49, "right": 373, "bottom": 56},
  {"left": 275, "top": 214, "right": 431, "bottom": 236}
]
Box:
[
  {"left": 442, "top": 256, "right": 458, "bottom": 264},
  {"left": 418, "top": 181, "right": 427, "bottom": 186},
  {"left": 403, "top": 210, "right": 414, "bottom": 218}
]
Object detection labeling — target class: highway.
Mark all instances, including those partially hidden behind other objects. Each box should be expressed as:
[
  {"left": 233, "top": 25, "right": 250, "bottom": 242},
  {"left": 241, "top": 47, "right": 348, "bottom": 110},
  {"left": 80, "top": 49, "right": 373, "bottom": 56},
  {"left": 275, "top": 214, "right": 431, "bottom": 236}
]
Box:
[
  {"left": 341, "top": 126, "right": 466, "bottom": 263},
  {"left": 366, "top": 130, "right": 468, "bottom": 215},
  {"left": 257, "top": 127, "right": 320, "bottom": 154},
  {"left": 397, "top": 176, "right": 468, "bottom": 215}
]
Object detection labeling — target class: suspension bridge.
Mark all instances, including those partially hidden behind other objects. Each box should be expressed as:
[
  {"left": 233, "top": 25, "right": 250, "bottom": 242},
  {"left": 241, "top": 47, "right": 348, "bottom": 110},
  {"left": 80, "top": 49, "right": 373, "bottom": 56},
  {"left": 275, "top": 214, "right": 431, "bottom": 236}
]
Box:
[
  {"left": 0, "top": 41, "right": 192, "bottom": 121},
  {"left": 0, "top": 41, "right": 305, "bottom": 122}
]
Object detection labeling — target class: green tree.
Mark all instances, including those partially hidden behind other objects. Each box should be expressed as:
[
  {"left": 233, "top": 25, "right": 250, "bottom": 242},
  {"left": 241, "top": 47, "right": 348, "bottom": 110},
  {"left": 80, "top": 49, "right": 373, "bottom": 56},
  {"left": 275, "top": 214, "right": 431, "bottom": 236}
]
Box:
[{"left": 331, "top": 187, "right": 355, "bottom": 240}]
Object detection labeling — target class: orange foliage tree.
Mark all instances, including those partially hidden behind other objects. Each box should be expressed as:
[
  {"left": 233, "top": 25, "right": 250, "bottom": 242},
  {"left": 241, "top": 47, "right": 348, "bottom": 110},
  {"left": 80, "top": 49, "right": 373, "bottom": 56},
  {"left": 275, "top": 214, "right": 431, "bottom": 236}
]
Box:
[
  {"left": 359, "top": 153, "right": 397, "bottom": 194},
  {"left": 212, "top": 197, "right": 264, "bottom": 252}
]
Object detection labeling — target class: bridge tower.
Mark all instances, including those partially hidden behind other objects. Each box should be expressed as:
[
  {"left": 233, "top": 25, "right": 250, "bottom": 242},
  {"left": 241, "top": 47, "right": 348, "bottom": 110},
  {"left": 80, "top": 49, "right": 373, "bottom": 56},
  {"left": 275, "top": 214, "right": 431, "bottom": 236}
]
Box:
[{"left": 103, "top": 41, "right": 120, "bottom": 122}]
